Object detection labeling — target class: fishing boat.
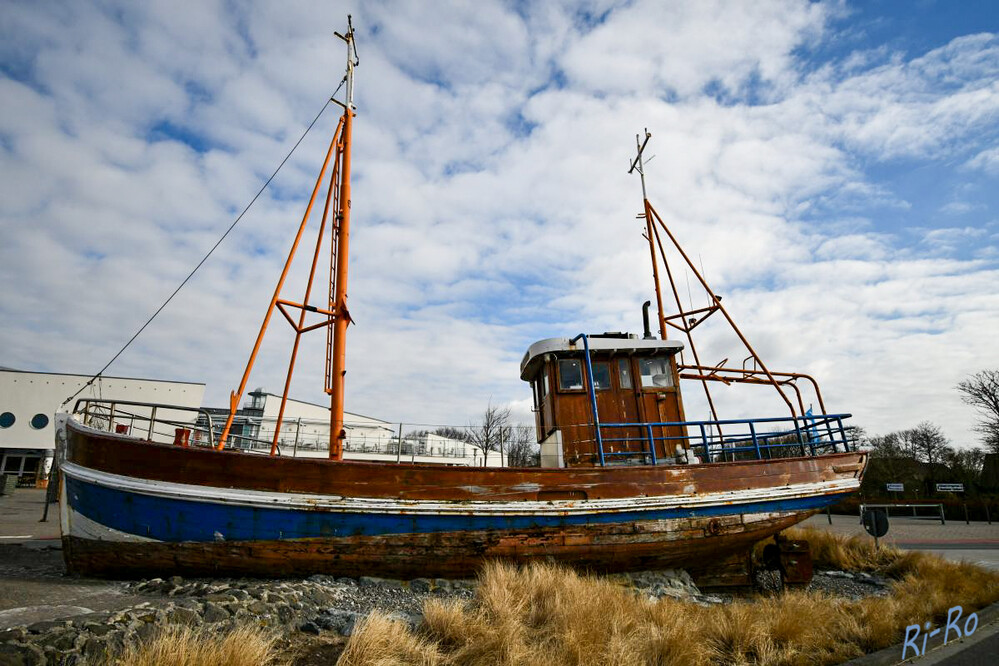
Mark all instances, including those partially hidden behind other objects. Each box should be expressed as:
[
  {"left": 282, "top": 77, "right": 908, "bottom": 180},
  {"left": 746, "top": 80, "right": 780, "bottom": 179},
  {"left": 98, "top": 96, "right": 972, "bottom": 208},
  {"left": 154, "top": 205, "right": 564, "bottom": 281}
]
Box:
[{"left": 57, "top": 18, "right": 866, "bottom": 583}]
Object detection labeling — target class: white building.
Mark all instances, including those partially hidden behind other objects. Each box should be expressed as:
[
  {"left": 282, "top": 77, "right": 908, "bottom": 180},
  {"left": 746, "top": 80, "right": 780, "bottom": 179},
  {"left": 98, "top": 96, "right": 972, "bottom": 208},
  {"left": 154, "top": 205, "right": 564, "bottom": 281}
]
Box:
[{"left": 0, "top": 368, "right": 205, "bottom": 484}]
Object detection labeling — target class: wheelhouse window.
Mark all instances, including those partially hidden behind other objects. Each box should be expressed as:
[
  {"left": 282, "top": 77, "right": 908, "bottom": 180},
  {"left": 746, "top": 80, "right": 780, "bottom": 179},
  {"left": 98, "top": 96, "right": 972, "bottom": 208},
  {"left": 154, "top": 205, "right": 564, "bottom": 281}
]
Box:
[
  {"left": 591, "top": 362, "right": 611, "bottom": 390},
  {"left": 558, "top": 359, "right": 584, "bottom": 391},
  {"left": 618, "top": 359, "right": 633, "bottom": 389},
  {"left": 639, "top": 357, "right": 674, "bottom": 389},
  {"left": 532, "top": 376, "right": 548, "bottom": 410}
]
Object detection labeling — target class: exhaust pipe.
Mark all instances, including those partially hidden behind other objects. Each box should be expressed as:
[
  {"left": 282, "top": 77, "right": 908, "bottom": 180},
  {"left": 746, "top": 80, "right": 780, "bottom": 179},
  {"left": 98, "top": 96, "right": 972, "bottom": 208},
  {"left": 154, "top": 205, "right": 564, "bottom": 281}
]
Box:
[{"left": 642, "top": 301, "right": 654, "bottom": 339}]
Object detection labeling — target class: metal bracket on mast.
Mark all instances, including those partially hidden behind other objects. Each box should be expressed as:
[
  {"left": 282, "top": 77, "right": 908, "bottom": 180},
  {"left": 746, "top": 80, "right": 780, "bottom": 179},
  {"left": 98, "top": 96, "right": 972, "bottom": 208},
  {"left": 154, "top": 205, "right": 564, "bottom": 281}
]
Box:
[{"left": 334, "top": 14, "right": 359, "bottom": 110}]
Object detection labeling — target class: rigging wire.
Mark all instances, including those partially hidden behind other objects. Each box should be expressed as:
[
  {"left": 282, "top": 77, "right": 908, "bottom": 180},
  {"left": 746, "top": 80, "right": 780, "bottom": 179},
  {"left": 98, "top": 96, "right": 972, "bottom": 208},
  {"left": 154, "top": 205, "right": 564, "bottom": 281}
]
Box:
[{"left": 60, "top": 80, "right": 347, "bottom": 410}]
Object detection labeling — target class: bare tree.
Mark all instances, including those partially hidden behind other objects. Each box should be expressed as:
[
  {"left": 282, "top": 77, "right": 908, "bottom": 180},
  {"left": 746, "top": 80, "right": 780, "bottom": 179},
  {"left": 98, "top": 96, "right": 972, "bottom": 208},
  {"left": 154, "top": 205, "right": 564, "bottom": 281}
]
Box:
[
  {"left": 470, "top": 404, "right": 511, "bottom": 466},
  {"left": 943, "top": 446, "right": 985, "bottom": 480},
  {"left": 957, "top": 370, "right": 999, "bottom": 454},
  {"left": 867, "top": 431, "right": 905, "bottom": 459},
  {"left": 900, "top": 422, "right": 950, "bottom": 467},
  {"left": 507, "top": 425, "right": 540, "bottom": 467},
  {"left": 431, "top": 426, "right": 473, "bottom": 443}
]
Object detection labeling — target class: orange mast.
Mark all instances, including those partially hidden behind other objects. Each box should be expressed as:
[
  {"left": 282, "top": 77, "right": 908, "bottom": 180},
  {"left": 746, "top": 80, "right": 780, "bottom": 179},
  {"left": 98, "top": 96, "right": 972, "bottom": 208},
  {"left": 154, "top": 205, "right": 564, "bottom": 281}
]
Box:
[
  {"left": 629, "top": 129, "right": 804, "bottom": 422},
  {"left": 327, "top": 20, "right": 357, "bottom": 460},
  {"left": 217, "top": 17, "right": 358, "bottom": 457}
]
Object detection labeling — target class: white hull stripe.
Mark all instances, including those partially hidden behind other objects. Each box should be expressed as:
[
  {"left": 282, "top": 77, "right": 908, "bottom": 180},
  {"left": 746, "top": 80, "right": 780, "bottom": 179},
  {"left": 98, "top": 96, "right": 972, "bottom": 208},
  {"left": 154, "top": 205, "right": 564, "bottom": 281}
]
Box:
[{"left": 61, "top": 462, "right": 858, "bottom": 517}]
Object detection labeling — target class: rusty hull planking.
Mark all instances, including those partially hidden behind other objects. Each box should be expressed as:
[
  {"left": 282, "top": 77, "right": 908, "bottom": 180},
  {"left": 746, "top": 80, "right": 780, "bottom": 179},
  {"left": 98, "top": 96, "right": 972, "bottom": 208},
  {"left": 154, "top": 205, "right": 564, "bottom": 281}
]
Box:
[{"left": 63, "top": 511, "right": 809, "bottom": 579}]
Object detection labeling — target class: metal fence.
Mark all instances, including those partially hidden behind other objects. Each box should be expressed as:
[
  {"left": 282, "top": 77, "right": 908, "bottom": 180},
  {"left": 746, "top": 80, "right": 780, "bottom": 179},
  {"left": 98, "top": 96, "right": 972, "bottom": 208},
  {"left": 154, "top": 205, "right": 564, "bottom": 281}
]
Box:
[{"left": 71, "top": 399, "right": 853, "bottom": 469}]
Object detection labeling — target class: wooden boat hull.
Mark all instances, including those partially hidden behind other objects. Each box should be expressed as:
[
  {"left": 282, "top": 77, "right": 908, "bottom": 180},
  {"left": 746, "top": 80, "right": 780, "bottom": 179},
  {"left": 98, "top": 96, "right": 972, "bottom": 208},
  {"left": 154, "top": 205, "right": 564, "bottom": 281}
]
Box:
[{"left": 60, "top": 418, "right": 866, "bottom": 578}]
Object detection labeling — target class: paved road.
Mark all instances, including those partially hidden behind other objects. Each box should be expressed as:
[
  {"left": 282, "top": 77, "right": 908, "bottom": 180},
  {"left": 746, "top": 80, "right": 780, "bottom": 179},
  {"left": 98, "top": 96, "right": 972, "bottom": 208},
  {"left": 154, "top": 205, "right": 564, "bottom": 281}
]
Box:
[
  {"left": 0, "top": 487, "right": 60, "bottom": 543},
  {"left": 801, "top": 512, "right": 999, "bottom": 570}
]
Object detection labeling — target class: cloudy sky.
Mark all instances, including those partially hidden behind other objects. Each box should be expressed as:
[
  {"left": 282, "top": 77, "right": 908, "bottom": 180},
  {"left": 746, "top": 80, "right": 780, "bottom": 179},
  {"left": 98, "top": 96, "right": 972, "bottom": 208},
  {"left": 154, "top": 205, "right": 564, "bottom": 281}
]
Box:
[{"left": 1, "top": 1, "right": 997, "bottom": 447}]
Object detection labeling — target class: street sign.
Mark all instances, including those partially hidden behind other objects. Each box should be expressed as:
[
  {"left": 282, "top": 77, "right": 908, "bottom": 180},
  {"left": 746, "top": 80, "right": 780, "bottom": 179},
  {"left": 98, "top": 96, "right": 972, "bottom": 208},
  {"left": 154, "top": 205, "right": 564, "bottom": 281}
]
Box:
[
  {"left": 936, "top": 483, "right": 964, "bottom": 493},
  {"left": 886, "top": 483, "right": 904, "bottom": 492},
  {"left": 863, "top": 508, "right": 890, "bottom": 539}
]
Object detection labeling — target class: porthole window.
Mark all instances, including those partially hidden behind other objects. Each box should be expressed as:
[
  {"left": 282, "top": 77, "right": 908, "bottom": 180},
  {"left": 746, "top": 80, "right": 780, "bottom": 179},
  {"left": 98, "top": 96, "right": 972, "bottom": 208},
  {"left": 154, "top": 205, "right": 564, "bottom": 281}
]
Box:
[
  {"left": 0, "top": 412, "right": 14, "bottom": 428},
  {"left": 30, "top": 413, "right": 49, "bottom": 430}
]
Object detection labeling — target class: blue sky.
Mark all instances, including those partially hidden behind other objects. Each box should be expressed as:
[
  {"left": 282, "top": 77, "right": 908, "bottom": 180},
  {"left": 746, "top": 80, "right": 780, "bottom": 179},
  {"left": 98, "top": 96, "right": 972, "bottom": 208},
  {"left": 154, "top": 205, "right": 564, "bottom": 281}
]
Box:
[{"left": 1, "top": 0, "right": 997, "bottom": 448}]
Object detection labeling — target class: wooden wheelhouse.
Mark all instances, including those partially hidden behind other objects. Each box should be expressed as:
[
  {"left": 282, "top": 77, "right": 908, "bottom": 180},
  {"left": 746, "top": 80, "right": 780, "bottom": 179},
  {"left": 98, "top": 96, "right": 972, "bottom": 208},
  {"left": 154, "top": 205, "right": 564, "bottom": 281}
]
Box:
[{"left": 521, "top": 333, "right": 688, "bottom": 467}]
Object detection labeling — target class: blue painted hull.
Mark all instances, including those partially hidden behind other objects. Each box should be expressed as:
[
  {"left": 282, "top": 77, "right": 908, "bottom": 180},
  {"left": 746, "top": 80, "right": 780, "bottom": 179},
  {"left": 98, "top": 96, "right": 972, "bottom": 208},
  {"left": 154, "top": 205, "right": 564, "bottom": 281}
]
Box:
[{"left": 66, "top": 475, "right": 849, "bottom": 544}]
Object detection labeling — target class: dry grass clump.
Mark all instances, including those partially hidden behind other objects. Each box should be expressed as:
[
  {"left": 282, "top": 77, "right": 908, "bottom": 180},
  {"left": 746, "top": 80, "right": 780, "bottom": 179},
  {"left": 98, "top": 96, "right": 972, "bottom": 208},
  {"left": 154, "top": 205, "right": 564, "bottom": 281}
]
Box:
[
  {"left": 337, "top": 611, "right": 443, "bottom": 666},
  {"left": 420, "top": 559, "right": 713, "bottom": 666},
  {"left": 339, "top": 531, "right": 999, "bottom": 666},
  {"left": 780, "top": 526, "right": 908, "bottom": 573},
  {"left": 93, "top": 623, "right": 284, "bottom": 666}
]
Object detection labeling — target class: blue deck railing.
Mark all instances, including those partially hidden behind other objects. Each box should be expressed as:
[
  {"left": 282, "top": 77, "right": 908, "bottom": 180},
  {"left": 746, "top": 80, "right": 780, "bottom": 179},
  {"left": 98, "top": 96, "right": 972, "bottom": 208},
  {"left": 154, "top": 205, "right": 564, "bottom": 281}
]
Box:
[
  {"left": 591, "top": 412, "right": 854, "bottom": 466},
  {"left": 568, "top": 333, "right": 854, "bottom": 466}
]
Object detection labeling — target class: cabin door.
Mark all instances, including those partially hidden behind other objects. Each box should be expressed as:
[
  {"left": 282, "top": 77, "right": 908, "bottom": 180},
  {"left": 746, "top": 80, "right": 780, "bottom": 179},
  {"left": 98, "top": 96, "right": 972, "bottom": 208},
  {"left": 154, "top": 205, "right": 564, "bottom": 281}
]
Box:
[{"left": 592, "top": 358, "right": 645, "bottom": 462}]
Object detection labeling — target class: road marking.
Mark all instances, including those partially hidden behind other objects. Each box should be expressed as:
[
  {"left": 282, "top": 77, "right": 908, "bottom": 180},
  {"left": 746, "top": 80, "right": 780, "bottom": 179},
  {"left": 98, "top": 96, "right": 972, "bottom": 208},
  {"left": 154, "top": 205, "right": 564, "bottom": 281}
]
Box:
[{"left": 0, "top": 535, "right": 34, "bottom": 539}]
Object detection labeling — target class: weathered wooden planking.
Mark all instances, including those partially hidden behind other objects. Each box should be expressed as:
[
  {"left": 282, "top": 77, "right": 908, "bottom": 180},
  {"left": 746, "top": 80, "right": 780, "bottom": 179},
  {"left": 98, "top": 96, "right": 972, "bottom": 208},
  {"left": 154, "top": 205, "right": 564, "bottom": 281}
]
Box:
[
  {"left": 66, "top": 420, "right": 866, "bottom": 502},
  {"left": 63, "top": 511, "right": 809, "bottom": 579}
]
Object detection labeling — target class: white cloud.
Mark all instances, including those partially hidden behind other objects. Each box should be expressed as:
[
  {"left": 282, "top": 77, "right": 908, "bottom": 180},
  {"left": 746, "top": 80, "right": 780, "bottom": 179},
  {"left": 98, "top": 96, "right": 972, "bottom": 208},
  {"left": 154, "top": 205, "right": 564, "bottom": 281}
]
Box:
[
  {"left": 1, "top": 1, "right": 997, "bottom": 452},
  {"left": 966, "top": 146, "right": 999, "bottom": 176},
  {"left": 560, "top": 0, "right": 830, "bottom": 98}
]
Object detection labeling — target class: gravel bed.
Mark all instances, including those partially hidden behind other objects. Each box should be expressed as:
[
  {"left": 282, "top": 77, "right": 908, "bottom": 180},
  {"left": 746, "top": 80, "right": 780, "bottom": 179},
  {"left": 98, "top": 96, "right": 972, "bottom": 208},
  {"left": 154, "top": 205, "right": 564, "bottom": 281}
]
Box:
[{"left": 809, "top": 569, "right": 892, "bottom": 600}]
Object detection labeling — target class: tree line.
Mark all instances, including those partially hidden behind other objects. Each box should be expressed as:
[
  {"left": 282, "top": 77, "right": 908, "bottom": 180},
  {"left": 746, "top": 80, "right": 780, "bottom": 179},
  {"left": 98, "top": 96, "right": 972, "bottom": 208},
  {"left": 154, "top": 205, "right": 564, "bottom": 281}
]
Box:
[
  {"left": 857, "top": 369, "right": 999, "bottom": 497},
  {"left": 413, "top": 404, "right": 540, "bottom": 467}
]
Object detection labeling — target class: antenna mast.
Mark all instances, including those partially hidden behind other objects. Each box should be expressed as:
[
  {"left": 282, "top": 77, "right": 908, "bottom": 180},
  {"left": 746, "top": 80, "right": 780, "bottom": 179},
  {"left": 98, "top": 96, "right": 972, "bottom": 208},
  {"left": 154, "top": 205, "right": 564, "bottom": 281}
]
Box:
[{"left": 629, "top": 129, "right": 666, "bottom": 340}]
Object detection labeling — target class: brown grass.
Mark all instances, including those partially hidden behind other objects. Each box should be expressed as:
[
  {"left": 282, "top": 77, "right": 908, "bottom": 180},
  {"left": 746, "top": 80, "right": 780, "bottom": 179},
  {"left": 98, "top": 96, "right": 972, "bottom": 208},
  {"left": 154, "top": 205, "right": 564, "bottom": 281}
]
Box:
[
  {"left": 337, "top": 611, "right": 443, "bottom": 666},
  {"left": 338, "top": 529, "right": 999, "bottom": 666},
  {"left": 780, "top": 526, "right": 911, "bottom": 573},
  {"left": 92, "top": 624, "right": 285, "bottom": 666}
]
